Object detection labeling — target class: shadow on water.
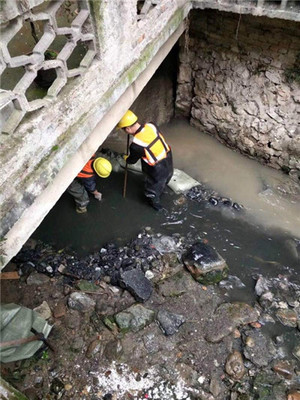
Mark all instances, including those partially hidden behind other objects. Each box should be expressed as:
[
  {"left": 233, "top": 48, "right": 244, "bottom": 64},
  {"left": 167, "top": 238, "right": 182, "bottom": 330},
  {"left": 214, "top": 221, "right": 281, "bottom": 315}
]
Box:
[{"left": 33, "top": 171, "right": 166, "bottom": 255}]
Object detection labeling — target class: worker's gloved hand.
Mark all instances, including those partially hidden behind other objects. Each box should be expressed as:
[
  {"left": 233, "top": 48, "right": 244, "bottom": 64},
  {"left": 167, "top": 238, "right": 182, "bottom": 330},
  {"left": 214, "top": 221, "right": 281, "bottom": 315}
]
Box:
[
  {"left": 94, "top": 191, "right": 102, "bottom": 201},
  {"left": 123, "top": 154, "right": 129, "bottom": 161}
]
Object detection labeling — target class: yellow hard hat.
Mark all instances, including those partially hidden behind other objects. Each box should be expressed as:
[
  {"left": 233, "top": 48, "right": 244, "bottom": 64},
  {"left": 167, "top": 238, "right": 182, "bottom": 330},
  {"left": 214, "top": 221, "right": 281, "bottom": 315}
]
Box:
[
  {"left": 93, "top": 157, "right": 112, "bottom": 178},
  {"left": 117, "top": 110, "right": 138, "bottom": 128}
]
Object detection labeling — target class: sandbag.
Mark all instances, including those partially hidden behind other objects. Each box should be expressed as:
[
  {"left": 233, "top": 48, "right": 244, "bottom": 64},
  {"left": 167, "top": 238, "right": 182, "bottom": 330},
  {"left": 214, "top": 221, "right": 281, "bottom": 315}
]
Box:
[{"left": 0, "top": 303, "right": 52, "bottom": 363}]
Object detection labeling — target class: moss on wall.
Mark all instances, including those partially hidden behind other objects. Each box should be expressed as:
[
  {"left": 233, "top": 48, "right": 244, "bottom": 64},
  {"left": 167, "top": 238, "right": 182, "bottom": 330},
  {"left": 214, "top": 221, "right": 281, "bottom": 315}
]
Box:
[{"left": 0, "top": 377, "right": 29, "bottom": 400}]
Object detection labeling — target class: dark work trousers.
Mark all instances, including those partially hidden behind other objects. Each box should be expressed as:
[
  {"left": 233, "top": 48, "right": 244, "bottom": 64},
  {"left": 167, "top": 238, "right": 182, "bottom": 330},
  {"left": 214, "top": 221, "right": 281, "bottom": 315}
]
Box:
[
  {"left": 142, "top": 151, "right": 173, "bottom": 206},
  {"left": 67, "top": 176, "right": 96, "bottom": 208}
]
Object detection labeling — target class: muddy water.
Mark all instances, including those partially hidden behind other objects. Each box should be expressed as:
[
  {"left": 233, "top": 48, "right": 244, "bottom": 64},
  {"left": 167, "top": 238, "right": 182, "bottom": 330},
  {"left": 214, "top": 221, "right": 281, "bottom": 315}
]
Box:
[
  {"left": 31, "top": 118, "right": 300, "bottom": 354},
  {"left": 162, "top": 119, "right": 300, "bottom": 239},
  {"left": 32, "top": 118, "right": 300, "bottom": 293}
]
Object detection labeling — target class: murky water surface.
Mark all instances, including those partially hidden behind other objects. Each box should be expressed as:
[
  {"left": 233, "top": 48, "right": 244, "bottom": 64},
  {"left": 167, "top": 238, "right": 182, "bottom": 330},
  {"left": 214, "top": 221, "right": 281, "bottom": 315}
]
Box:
[
  {"left": 163, "top": 119, "right": 300, "bottom": 239},
  {"left": 33, "top": 119, "right": 299, "bottom": 283},
  {"left": 33, "top": 119, "right": 299, "bottom": 305}
]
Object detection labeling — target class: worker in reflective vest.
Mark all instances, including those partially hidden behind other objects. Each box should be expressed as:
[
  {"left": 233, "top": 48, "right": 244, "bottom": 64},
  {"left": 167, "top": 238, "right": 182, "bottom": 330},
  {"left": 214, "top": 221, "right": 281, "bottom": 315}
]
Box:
[
  {"left": 118, "top": 110, "right": 173, "bottom": 211},
  {"left": 67, "top": 154, "right": 112, "bottom": 213}
]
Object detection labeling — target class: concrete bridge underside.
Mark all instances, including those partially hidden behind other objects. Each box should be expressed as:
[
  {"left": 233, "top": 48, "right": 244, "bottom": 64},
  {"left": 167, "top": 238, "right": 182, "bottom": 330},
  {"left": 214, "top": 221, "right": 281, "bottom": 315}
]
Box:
[{"left": 0, "top": 0, "right": 299, "bottom": 269}]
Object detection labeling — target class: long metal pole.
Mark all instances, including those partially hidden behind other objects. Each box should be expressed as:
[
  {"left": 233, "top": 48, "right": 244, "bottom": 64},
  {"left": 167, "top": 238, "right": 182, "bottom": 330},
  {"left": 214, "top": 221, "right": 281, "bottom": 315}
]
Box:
[{"left": 123, "top": 134, "right": 130, "bottom": 198}]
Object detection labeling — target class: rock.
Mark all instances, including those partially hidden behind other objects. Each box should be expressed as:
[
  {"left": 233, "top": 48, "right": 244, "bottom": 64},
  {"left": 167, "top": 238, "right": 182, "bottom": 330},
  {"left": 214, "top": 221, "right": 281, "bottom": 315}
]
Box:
[
  {"left": 33, "top": 301, "right": 52, "bottom": 320},
  {"left": 272, "top": 360, "right": 295, "bottom": 379},
  {"left": 115, "top": 304, "right": 155, "bottom": 332},
  {"left": 103, "top": 339, "right": 123, "bottom": 362},
  {"left": 119, "top": 269, "right": 153, "bottom": 302},
  {"left": 225, "top": 351, "right": 245, "bottom": 380},
  {"left": 288, "top": 391, "right": 300, "bottom": 400},
  {"left": 255, "top": 276, "right": 269, "bottom": 296},
  {"left": 53, "top": 302, "right": 67, "bottom": 318},
  {"left": 276, "top": 309, "right": 298, "bottom": 327},
  {"left": 156, "top": 310, "right": 185, "bottom": 336},
  {"left": 68, "top": 292, "right": 96, "bottom": 312},
  {"left": 209, "top": 374, "right": 222, "bottom": 397},
  {"left": 205, "top": 302, "right": 259, "bottom": 343},
  {"left": 292, "top": 343, "right": 300, "bottom": 361},
  {"left": 86, "top": 339, "right": 101, "bottom": 358},
  {"left": 265, "top": 70, "right": 281, "bottom": 85},
  {"left": 70, "top": 336, "right": 85, "bottom": 351},
  {"left": 143, "top": 332, "right": 160, "bottom": 353},
  {"left": 176, "top": 363, "right": 199, "bottom": 387},
  {"left": 259, "top": 291, "right": 274, "bottom": 308},
  {"left": 26, "top": 272, "right": 51, "bottom": 285},
  {"left": 182, "top": 241, "right": 229, "bottom": 285},
  {"left": 242, "top": 329, "right": 277, "bottom": 367}
]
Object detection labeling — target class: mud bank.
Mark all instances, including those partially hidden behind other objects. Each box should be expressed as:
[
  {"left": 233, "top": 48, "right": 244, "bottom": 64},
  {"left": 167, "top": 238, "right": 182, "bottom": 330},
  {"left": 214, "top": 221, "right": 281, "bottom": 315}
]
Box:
[{"left": 1, "top": 228, "right": 300, "bottom": 400}]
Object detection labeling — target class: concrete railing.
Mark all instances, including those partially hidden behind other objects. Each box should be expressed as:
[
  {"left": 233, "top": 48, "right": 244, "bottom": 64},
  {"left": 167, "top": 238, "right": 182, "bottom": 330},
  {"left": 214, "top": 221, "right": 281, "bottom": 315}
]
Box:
[
  {"left": 0, "top": 0, "right": 96, "bottom": 134},
  {"left": 192, "top": 0, "right": 300, "bottom": 21}
]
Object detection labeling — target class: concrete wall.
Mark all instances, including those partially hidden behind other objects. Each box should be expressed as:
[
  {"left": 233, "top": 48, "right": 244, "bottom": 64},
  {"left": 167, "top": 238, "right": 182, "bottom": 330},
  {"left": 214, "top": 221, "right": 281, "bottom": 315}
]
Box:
[{"left": 176, "top": 9, "right": 300, "bottom": 180}]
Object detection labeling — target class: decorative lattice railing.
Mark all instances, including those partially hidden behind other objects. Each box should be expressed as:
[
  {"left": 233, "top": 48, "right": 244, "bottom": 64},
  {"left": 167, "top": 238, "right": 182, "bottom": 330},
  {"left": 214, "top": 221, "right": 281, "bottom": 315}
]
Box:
[{"left": 0, "top": 0, "right": 96, "bottom": 134}]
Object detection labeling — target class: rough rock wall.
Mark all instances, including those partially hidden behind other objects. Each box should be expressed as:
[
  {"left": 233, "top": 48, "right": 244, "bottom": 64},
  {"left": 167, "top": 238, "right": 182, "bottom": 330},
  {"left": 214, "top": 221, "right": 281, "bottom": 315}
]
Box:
[{"left": 176, "top": 10, "right": 300, "bottom": 181}]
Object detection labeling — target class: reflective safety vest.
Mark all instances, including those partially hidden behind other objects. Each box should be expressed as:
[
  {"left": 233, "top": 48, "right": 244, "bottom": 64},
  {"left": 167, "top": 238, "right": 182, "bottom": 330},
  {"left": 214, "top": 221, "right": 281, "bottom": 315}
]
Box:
[
  {"left": 133, "top": 123, "right": 170, "bottom": 166},
  {"left": 77, "top": 154, "right": 96, "bottom": 178}
]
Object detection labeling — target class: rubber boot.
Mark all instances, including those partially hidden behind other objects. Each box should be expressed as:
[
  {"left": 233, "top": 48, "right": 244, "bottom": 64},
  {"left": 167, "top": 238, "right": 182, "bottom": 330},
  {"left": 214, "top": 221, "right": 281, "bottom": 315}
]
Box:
[{"left": 76, "top": 206, "right": 87, "bottom": 214}]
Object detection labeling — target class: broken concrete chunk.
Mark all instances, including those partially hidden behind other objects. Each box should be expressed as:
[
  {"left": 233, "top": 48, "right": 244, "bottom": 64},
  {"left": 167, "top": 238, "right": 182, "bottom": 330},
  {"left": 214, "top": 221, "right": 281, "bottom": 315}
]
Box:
[
  {"left": 156, "top": 309, "right": 185, "bottom": 336},
  {"left": 119, "top": 269, "right": 153, "bottom": 302},
  {"left": 182, "top": 241, "right": 229, "bottom": 285}
]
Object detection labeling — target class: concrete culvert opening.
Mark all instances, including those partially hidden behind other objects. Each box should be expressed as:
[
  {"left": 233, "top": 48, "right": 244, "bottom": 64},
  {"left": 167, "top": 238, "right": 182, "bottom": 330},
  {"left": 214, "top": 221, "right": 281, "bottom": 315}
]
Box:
[{"left": 1, "top": 4, "right": 300, "bottom": 400}]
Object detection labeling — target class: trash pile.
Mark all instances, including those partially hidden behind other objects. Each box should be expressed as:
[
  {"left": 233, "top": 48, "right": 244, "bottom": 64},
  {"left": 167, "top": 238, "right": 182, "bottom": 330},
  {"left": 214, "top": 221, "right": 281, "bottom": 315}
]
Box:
[
  {"left": 13, "top": 230, "right": 185, "bottom": 290},
  {"left": 2, "top": 230, "right": 300, "bottom": 400},
  {"left": 186, "top": 185, "right": 243, "bottom": 211}
]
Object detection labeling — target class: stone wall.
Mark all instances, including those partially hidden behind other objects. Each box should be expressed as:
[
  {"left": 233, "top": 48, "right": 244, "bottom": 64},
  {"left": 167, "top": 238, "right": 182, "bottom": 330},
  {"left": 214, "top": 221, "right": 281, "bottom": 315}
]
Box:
[{"left": 176, "top": 9, "right": 300, "bottom": 181}]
